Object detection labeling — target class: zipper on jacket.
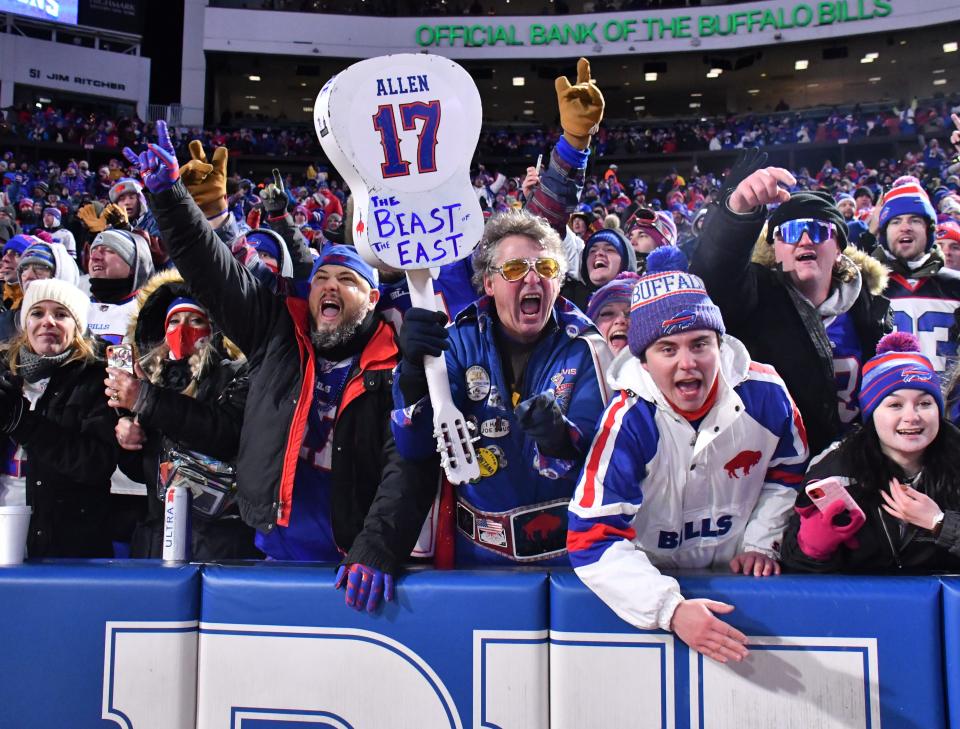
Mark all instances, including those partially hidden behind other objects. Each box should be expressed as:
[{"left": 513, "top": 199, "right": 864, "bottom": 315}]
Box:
[{"left": 878, "top": 505, "right": 902, "bottom": 569}]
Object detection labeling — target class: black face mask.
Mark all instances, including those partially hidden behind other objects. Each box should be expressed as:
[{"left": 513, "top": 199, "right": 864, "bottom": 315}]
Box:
[{"left": 89, "top": 275, "right": 135, "bottom": 303}]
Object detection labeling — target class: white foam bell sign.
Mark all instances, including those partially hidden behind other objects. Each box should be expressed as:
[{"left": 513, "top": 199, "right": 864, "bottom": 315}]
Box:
[
  {"left": 314, "top": 53, "right": 483, "bottom": 272},
  {"left": 314, "top": 54, "right": 482, "bottom": 484}
]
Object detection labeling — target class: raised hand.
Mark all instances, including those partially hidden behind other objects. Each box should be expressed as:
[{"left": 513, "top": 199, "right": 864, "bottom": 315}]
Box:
[
  {"left": 180, "top": 138, "right": 229, "bottom": 221},
  {"left": 335, "top": 563, "right": 396, "bottom": 613},
  {"left": 727, "top": 166, "right": 795, "bottom": 214},
  {"left": 555, "top": 57, "right": 605, "bottom": 149},
  {"left": 122, "top": 119, "right": 180, "bottom": 194},
  {"left": 259, "top": 168, "right": 289, "bottom": 216}
]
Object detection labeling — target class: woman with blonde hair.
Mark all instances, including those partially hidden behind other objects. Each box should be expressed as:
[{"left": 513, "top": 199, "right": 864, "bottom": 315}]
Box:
[{"left": 0, "top": 279, "right": 118, "bottom": 556}]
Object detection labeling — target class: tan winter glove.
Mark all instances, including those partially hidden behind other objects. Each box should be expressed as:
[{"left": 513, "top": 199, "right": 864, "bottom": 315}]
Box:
[
  {"left": 180, "top": 140, "right": 228, "bottom": 222},
  {"left": 77, "top": 202, "right": 128, "bottom": 233},
  {"left": 102, "top": 203, "right": 130, "bottom": 230},
  {"left": 555, "top": 57, "right": 605, "bottom": 151}
]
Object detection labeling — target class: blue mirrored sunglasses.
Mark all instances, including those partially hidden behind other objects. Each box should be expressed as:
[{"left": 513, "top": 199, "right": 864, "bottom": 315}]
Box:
[{"left": 773, "top": 218, "right": 836, "bottom": 245}]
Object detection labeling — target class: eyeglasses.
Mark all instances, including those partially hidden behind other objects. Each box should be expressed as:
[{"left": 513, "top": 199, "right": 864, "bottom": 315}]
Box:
[
  {"left": 493, "top": 257, "right": 561, "bottom": 282},
  {"left": 773, "top": 218, "right": 836, "bottom": 245}
]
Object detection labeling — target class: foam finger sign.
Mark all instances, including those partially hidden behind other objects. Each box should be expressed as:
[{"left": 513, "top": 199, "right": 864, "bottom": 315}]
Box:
[{"left": 314, "top": 53, "right": 483, "bottom": 271}]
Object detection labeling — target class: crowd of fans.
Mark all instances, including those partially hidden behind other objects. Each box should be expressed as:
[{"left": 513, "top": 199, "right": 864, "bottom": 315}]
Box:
[
  {"left": 2, "top": 58, "right": 960, "bottom": 663},
  {"left": 5, "top": 95, "right": 959, "bottom": 165}
]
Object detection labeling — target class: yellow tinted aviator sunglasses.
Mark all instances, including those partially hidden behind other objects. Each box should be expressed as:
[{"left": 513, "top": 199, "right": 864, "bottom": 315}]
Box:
[{"left": 494, "top": 257, "right": 561, "bottom": 282}]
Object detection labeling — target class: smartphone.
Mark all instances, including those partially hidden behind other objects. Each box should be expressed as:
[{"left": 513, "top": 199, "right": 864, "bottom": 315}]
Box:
[
  {"left": 805, "top": 477, "right": 864, "bottom": 520},
  {"left": 106, "top": 343, "right": 134, "bottom": 373},
  {"left": 535, "top": 153, "right": 543, "bottom": 174}
]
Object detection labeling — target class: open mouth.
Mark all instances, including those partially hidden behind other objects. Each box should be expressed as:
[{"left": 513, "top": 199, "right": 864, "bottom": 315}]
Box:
[
  {"left": 795, "top": 250, "right": 818, "bottom": 263},
  {"left": 320, "top": 299, "right": 342, "bottom": 320},
  {"left": 675, "top": 378, "right": 702, "bottom": 398},
  {"left": 519, "top": 293, "right": 542, "bottom": 317},
  {"left": 593, "top": 259, "right": 608, "bottom": 270},
  {"left": 896, "top": 427, "right": 924, "bottom": 436}
]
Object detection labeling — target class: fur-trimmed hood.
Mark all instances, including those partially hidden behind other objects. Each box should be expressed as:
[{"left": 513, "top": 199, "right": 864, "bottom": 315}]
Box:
[
  {"left": 127, "top": 268, "right": 243, "bottom": 366},
  {"left": 749, "top": 221, "right": 889, "bottom": 296}
]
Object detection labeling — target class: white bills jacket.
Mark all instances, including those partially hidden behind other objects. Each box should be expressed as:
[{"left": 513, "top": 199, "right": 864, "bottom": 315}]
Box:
[{"left": 567, "top": 335, "right": 808, "bottom": 631}]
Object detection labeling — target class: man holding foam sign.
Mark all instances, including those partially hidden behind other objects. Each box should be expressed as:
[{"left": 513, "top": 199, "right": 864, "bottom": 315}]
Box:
[{"left": 388, "top": 59, "right": 611, "bottom": 565}]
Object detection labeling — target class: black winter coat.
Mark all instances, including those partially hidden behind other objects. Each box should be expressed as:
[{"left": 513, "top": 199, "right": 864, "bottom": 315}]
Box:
[
  {"left": 147, "top": 181, "right": 436, "bottom": 574},
  {"left": 780, "top": 429, "right": 960, "bottom": 573},
  {"left": 691, "top": 201, "right": 891, "bottom": 457},
  {"left": 3, "top": 356, "right": 118, "bottom": 557}
]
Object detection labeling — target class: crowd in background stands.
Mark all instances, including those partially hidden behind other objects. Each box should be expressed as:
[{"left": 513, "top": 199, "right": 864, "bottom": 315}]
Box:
[{"left": 4, "top": 96, "right": 960, "bottom": 165}]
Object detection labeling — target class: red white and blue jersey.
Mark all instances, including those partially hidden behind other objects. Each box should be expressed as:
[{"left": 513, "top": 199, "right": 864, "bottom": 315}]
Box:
[
  {"left": 567, "top": 336, "right": 808, "bottom": 631},
  {"left": 825, "top": 311, "right": 863, "bottom": 429},
  {"left": 376, "top": 258, "right": 476, "bottom": 335},
  {"left": 884, "top": 266, "right": 960, "bottom": 373}
]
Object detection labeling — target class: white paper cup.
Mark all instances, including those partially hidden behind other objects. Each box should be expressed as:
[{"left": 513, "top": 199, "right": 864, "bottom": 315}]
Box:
[{"left": 0, "top": 505, "right": 32, "bottom": 566}]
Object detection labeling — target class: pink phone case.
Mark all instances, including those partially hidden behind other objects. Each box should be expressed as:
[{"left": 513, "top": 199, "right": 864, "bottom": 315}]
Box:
[{"left": 805, "top": 477, "right": 865, "bottom": 520}]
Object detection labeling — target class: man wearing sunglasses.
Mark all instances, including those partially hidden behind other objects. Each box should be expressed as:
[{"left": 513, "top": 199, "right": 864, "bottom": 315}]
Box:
[
  {"left": 392, "top": 210, "right": 610, "bottom": 566},
  {"left": 692, "top": 150, "right": 890, "bottom": 458}
]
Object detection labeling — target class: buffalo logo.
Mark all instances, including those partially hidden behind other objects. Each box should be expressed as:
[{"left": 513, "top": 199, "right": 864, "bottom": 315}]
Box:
[
  {"left": 724, "top": 450, "right": 762, "bottom": 478},
  {"left": 902, "top": 368, "right": 933, "bottom": 383},
  {"left": 522, "top": 513, "right": 562, "bottom": 541},
  {"left": 661, "top": 309, "right": 698, "bottom": 335}
]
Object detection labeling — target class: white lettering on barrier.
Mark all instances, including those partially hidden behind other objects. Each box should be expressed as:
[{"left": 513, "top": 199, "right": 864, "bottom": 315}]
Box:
[
  {"left": 473, "top": 630, "right": 549, "bottom": 729},
  {"left": 194, "top": 623, "right": 462, "bottom": 729},
  {"left": 549, "top": 630, "right": 676, "bottom": 729},
  {"left": 690, "top": 636, "right": 880, "bottom": 729},
  {"left": 102, "top": 621, "right": 199, "bottom": 729}
]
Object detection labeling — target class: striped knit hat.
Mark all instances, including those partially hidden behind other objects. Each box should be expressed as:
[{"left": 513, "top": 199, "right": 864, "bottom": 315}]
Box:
[
  {"left": 878, "top": 179, "right": 936, "bottom": 250},
  {"left": 859, "top": 332, "right": 942, "bottom": 422}
]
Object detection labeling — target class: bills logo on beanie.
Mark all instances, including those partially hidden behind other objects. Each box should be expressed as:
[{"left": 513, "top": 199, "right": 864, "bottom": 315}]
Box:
[
  {"left": 878, "top": 180, "right": 936, "bottom": 249},
  {"left": 627, "top": 247, "right": 725, "bottom": 358},
  {"left": 858, "top": 332, "right": 942, "bottom": 422}
]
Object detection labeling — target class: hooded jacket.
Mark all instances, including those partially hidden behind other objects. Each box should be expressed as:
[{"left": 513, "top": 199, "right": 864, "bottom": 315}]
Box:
[
  {"left": 691, "top": 201, "right": 891, "bottom": 457},
  {"left": 560, "top": 226, "right": 638, "bottom": 313},
  {"left": 0, "top": 242, "right": 82, "bottom": 342},
  {"left": 119, "top": 270, "right": 257, "bottom": 560},
  {"left": 146, "top": 180, "right": 436, "bottom": 574},
  {"left": 87, "top": 229, "right": 155, "bottom": 345},
  {"left": 567, "top": 336, "right": 807, "bottom": 631}
]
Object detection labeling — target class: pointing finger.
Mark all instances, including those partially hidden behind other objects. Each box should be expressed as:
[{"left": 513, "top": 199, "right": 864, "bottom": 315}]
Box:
[
  {"left": 272, "top": 168, "right": 284, "bottom": 190},
  {"left": 576, "top": 57, "right": 591, "bottom": 85},
  {"left": 188, "top": 139, "right": 207, "bottom": 164}
]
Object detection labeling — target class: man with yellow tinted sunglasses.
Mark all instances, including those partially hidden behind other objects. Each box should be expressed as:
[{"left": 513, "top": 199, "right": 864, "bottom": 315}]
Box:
[{"left": 391, "top": 210, "right": 611, "bottom": 566}]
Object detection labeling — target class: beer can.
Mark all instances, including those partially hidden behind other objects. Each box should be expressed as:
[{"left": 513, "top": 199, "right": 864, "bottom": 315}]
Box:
[{"left": 162, "top": 484, "right": 191, "bottom": 562}]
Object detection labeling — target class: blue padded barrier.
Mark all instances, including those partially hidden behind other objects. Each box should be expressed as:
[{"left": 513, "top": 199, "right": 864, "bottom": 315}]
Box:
[
  {"left": 549, "top": 569, "right": 944, "bottom": 729},
  {"left": 0, "top": 560, "right": 200, "bottom": 729},
  {"left": 943, "top": 578, "right": 960, "bottom": 729},
  {"left": 196, "top": 564, "right": 549, "bottom": 729}
]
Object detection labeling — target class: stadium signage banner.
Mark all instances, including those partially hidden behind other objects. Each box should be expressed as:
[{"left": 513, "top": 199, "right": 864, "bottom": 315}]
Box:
[
  {"left": 416, "top": 0, "right": 892, "bottom": 49},
  {"left": 0, "top": 0, "right": 78, "bottom": 25},
  {"left": 205, "top": 0, "right": 959, "bottom": 60}
]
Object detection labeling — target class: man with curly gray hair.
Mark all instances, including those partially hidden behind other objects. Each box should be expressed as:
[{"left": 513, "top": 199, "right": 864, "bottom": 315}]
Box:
[{"left": 391, "top": 208, "right": 612, "bottom": 566}]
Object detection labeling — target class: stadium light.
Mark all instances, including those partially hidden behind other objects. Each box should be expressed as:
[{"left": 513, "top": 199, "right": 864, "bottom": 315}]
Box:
[
  {"left": 512, "top": 76, "right": 525, "bottom": 86},
  {"left": 944, "top": 42, "right": 958, "bottom": 53},
  {"left": 249, "top": 105, "right": 260, "bottom": 110},
  {"left": 689, "top": 102, "right": 701, "bottom": 108},
  {"left": 690, "top": 92, "right": 702, "bottom": 97},
  {"left": 860, "top": 57, "right": 874, "bottom": 64},
  {"left": 934, "top": 79, "right": 948, "bottom": 86},
  {"left": 747, "top": 89, "right": 760, "bottom": 94},
  {"left": 933, "top": 69, "right": 945, "bottom": 74},
  {"left": 795, "top": 60, "right": 808, "bottom": 70},
  {"left": 865, "top": 52, "right": 879, "bottom": 60},
  {"left": 302, "top": 106, "right": 313, "bottom": 112},
  {"left": 645, "top": 72, "right": 657, "bottom": 81},
  {"left": 524, "top": 100, "right": 535, "bottom": 104},
  {"left": 868, "top": 77, "right": 882, "bottom": 82},
  {"left": 523, "top": 109, "right": 534, "bottom": 115},
  {"left": 634, "top": 105, "right": 645, "bottom": 111},
  {"left": 248, "top": 75, "right": 261, "bottom": 82}
]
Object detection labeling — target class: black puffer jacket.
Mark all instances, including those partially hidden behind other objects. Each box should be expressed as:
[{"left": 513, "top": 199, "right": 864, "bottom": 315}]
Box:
[
  {"left": 147, "top": 181, "right": 436, "bottom": 574},
  {"left": 2, "top": 353, "right": 118, "bottom": 557},
  {"left": 781, "top": 426, "right": 960, "bottom": 573},
  {"left": 691, "top": 201, "right": 891, "bottom": 456},
  {"left": 119, "top": 269, "right": 258, "bottom": 560}
]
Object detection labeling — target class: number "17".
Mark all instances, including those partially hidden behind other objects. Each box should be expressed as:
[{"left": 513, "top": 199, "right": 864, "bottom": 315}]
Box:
[{"left": 372, "top": 100, "right": 442, "bottom": 178}]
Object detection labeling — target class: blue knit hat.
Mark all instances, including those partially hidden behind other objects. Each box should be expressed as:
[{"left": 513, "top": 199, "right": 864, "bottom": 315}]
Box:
[
  {"left": 3, "top": 234, "right": 34, "bottom": 257},
  {"left": 246, "top": 230, "right": 282, "bottom": 262},
  {"left": 859, "top": 332, "right": 942, "bottom": 422},
  {"left": 586, "top": 272, "right": 640, "bottom": 322},
  {"left": 627, "top": 247, "right": 725, "bottom": 358},
  {"left": 17, "top": 242, "right": 56, "bottom": 274},
  {"left": 584, "top": 228, "right": 629, "bottom": 262},
  {"left": 309, "top": 244, "right": 378, "bottom": 289},
  {"left": 878, "top": 180, "right": 936, "bottom": 250}
]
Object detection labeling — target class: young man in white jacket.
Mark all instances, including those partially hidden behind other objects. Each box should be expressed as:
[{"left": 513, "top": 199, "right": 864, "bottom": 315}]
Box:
[{"left": 567, "top": 247, "right": 809, "bottom": 663}]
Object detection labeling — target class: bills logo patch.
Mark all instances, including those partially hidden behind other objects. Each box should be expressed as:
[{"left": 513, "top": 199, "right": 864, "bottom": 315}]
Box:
[
  {"left": 902, "top": 368, "right": 933, "bottom": 383},
  {"left": 661, "top": 309, "right": 697, "bottom": 334}
]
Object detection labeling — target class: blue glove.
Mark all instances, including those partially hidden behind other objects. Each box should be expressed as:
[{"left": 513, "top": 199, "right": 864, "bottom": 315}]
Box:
[
  {"left": 515, "top": 390, "right": 571, "bottom": 457},
  {"left": 335, "top": 563, "right": 395, "bottom": 613},
  {"left": 122, "top": 120, "right": 180, "bottom": 194}
]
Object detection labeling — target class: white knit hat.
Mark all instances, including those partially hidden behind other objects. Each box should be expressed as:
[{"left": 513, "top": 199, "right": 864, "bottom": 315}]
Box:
[{"left": 20, "top": 279, "right": 89, "bottom": 334}]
